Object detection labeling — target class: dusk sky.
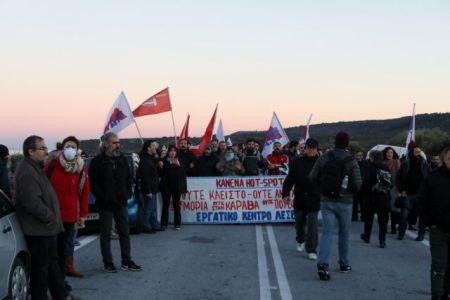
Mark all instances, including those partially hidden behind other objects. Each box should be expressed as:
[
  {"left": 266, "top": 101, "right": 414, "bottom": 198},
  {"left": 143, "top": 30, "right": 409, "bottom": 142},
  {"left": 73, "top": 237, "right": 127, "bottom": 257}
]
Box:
[{"left": 1, "top": 1, "right": 450, "bottom": 150}]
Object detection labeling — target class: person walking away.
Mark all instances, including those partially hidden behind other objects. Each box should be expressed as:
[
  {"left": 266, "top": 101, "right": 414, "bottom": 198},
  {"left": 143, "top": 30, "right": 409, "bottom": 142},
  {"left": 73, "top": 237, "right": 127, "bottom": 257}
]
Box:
[
  {"left": 267, "top": 141, "right": 289, "bottom": 175},
  {"left": 138, "top": 140, "right": 163, "bottom": 233},
  {"left": 160, "top": 145, "right": 187, "bottom": 230},
  {"left": 360, "top": 150, "right": 392, "bottom": 248},
  {"left": 396, "top": 142, "right": 430, "bottom": 241},
  {"left": 352, "top": 151, "right": 369, "bottom": 221},
  {"left": 282, "top": 138, "right": 320, "bottom": 260},
  {"left": 418, "top": 147, "right": 450, "bottom": 300},
  {"left": 14, "top": 135, "right": 78, "bottom": 300},
  {"left": 309, "top": 131, "right": 362, "bottom": 281},
  {"left": 89, "top": 132, "right": 142, "bottom": 272},
  {"left": 382, "top": 147, "right": 401, "bottom": 234},
  {"left": 46, "top": 136, "right": 89, "bottom": 284},
  {"left": 216, "top": 148, "right": 245, "bottom": 176},
  {"left": 0, "top": 144, "right": 11, "bottom": 197},
  {"left": 195, "top": 145, "right": 220, "bottom": 176}
]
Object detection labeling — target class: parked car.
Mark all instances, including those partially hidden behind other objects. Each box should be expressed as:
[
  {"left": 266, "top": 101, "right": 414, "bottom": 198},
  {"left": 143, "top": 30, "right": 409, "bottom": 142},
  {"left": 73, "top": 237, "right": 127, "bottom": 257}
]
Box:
[
  {"left": 83, "top": 153, "right": 144, "bottom": 233},
  {"left": 0, "top": 189, "right": 30, "bottom": 300}
]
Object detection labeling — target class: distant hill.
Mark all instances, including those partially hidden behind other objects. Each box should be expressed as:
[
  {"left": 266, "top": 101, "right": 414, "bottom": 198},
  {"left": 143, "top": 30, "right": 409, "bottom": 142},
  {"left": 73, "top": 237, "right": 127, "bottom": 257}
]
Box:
[{"left": 80, "top": 113, "right": 450, "bottom": 155}]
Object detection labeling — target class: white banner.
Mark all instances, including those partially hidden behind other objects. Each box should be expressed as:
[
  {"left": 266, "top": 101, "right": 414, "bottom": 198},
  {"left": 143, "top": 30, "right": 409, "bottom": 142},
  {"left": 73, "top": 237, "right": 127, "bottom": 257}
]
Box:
[{"left": 173, "top": 176, "right": 294, "bottom": 224}]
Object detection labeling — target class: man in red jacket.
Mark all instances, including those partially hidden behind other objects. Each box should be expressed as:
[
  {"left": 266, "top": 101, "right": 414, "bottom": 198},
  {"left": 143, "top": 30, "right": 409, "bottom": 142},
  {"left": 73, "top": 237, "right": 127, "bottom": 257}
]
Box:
[{"left": 267, "top": 141, "right": 289, "bottom": 175}]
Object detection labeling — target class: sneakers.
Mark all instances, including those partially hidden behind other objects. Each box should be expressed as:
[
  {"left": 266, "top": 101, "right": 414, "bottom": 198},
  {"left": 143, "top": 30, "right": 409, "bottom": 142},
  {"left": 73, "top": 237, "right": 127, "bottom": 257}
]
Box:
[
  {"left": 104, "top": 264, "right": 118, "bottom": 273},
  {"left": 308, "top": 253, "right": 317, "bottom": 260},
  {"left": 340, "top": 264, "right": 352, "bottom": 273},
  {"left": 296, "top": 242, "right": 305, "bottom": 252},
  {"left": 360, "top": 233, "right": 370, "bottom": 243},
  {"left": 121, "top": 260, "right": 142, "bottom": 271},
  {"left": 175, "top": 226, "right": 181, "bottom": 231},
  {"left": 415, "top": 235, "right": 424, "bottom": 241},
  {"left": 317, "top": 264, "right": 330, "bottom": 281}
]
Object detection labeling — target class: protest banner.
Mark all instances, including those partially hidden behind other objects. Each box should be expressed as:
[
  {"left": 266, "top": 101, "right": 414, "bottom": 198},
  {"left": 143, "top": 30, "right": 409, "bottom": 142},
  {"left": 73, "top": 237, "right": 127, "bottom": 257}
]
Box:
[{"left": 166, "top": 176, "right": 295, "bottom": 224}]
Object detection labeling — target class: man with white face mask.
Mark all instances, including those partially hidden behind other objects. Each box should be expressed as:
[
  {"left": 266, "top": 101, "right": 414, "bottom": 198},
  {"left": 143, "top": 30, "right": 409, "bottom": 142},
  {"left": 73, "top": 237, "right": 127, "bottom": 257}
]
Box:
[{"left": 45, "top": 136, "right": 89, "bottom": 290}]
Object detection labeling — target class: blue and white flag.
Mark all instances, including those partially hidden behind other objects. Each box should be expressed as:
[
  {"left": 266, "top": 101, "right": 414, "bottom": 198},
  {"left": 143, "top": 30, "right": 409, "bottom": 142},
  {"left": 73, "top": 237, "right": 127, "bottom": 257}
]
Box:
[
  {"left": 103, "top": 92, "right": 135, "bottom": 135},
  {"left": 262, "top": 112, "right": 289, "bottom": 158}
]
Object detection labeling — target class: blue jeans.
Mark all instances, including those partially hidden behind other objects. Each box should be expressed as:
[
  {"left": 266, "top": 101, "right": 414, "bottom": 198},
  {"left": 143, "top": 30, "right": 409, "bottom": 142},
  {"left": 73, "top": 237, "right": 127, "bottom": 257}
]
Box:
[
  {"left": 398, "top": 195, "right": 425, "bottom": 237},
  {"left": 143, "top": 194, "right": 160, "bottom": 229},
  {"left": 318, "top": 201, "right": 353, "bottom": 268}
]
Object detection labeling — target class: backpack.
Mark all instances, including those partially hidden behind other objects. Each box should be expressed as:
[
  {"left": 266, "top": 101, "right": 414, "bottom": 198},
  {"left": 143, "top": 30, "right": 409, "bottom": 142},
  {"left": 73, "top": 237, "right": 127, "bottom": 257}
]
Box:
[
  {"left": 371, "top": 168, "right": 392, "bottom": 194},
  {"left": 320, "top": 151, "right": 353, "bottom": 198}
]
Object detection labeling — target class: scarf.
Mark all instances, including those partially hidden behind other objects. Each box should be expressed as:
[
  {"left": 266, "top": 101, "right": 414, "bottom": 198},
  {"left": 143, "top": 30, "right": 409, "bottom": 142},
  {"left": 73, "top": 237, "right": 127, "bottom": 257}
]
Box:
[{"left": 59, "top": 153, "right": 84, "bottom": 174}]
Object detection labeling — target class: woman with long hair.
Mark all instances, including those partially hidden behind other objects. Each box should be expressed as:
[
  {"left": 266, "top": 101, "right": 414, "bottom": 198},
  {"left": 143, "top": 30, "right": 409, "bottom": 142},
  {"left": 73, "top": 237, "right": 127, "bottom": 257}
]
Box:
[
  {"left": 160, "top": 145, "right": 187, "bottom": 230},
  {"left": 382, "top": 146, "right": 401, "bottom": 234}
]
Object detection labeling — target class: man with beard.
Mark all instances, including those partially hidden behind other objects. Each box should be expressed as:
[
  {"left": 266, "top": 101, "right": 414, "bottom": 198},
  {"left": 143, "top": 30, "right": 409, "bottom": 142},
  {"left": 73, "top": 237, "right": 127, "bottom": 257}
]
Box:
[
  {"left": 89, "top": 132, "right": 142, "bottom": 272},
  {"left": 396, "top": 142, "right": 430, "bottom": 241},
  {"left": 195, "top": 145, "right": 220, "bottom": 176},
  {"left": 267, "top": 141, "right": 289, "bottom": 175},
  {"left": 430, "top": 154, "right": 440, "bottom": 170},
  {"left": 284, "top": 140, "right": 299, "bottom": 163},
  {"left": 211, "top": 138, "right": 219, "bottom": 154},
  {"left": 215, "top": 140, "right": 228, "bottom": 160},
  {"left": 241, "top": 139, "right": 267, "bottom": 176},
  {"left": 178, "top": 139, "right": 197, "bottom": 176}
]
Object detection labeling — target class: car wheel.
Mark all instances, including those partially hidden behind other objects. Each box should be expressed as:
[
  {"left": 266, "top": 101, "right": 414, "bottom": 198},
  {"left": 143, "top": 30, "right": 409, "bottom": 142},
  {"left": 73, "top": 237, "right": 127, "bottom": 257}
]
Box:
[{"left": 8, "top": 257, "right": 29, "bottom": 300}]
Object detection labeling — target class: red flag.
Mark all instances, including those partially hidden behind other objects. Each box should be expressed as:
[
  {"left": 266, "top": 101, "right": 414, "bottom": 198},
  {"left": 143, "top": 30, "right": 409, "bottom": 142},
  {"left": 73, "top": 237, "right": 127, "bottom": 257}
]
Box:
[
  {"left": 133, "top": 88, "right": 171, "bottom": 117},
  {"left": 177, "top": 114, "right": 190, "bottom": 148},
  {"left": 191, "top": 105, "right": 218, "bottom": 155}
]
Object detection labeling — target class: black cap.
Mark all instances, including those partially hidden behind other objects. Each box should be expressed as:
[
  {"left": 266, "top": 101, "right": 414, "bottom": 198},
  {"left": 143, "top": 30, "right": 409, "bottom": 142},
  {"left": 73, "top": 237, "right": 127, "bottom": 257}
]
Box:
[{"left": 305, "top": 138, "right": 318, "bottom": 149}]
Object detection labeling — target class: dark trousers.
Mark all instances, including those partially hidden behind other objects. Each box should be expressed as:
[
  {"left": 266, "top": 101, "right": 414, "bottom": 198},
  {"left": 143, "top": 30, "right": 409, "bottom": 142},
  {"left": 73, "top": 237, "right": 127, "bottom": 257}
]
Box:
[
  {"left": 57, "top": 222, "right": 75, "bottom": 278},
  {"left": 352, "top": 192, "right": 363, "bottom": 221},
  {"left": 390, "top": 211, "right": 400, "bottom": 233},
  {"left": 399, "top": 195, "right": 426, "bottom": 238},
  {"left": 25, "top": 235, "right": 67, "bottom": 300},
  {"left": 99, "top": 206, "right": 131, "bottom": 266},
  {"left": 161, "top": 191, "right": 182, "bottom": 227},
  {"left": 363, "top": 210, "right": 388, "bottom": 242},
  {"left": 429, "top": 227, "right": 450, "bottom": 298},
  {"left": 295, "top": 209, "right": 318, "bottom": 253}
]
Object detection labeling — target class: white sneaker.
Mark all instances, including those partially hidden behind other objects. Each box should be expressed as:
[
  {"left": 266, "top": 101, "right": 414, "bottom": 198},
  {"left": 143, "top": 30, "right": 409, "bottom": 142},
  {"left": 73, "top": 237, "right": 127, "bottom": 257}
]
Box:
[
  {"left": 308, "top": 253, "right": 317, "bottom": 260},
  {"left": 296, "top": 242, "right": 305, "bottom": 252}
]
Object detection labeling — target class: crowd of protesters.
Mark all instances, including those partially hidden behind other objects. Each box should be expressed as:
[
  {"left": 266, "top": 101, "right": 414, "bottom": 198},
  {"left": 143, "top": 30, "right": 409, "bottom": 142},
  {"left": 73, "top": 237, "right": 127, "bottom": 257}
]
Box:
[{"left": 0, "top": 130, "right": 449, "bottom": 300}]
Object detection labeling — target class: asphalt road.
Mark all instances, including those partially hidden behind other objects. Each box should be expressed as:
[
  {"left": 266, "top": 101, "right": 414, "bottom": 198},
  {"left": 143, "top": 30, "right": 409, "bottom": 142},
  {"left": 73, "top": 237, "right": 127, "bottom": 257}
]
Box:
[{"left": 70, "top": 222, "right": 431, "bottom": 300}]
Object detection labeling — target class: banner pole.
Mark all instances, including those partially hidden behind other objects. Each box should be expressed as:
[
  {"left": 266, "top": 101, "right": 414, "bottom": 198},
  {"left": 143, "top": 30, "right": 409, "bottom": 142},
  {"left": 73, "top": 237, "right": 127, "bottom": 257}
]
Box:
[
  {"left": 133, "top": 119, "right": 144, "bottom": 144},
  {"left": 167, "top": 87, "right": 178, "bottom": 145}
]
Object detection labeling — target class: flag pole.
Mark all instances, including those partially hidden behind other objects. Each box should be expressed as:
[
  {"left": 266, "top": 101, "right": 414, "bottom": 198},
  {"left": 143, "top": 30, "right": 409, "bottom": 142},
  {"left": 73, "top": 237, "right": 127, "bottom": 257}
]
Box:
[
  {"left": 167, "top": 87, "right": 178, "bottom": 145},
  {"left": 133, "top": 119, "right": 144, "bottom": 144}
]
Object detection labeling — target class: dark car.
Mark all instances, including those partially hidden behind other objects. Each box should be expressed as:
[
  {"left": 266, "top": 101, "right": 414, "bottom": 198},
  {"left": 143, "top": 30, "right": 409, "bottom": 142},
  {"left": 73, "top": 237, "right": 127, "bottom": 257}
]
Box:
[
  {"left": 83, "top": 153, "right": 144, "bottom": 233},
  {"left": 0, "top": 189, "right": 30, "bottom": 300}
]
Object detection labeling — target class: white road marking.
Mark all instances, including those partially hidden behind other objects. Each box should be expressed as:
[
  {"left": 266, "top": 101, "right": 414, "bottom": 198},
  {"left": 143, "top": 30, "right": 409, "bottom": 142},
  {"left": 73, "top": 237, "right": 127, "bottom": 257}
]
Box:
[
  {"left": 256, "top": 225, "right": 272, "bottom": 300},
  {"left": 75, "top": 235, "right": 99, "bottom": 251},
  {"left": 266, "top": 225, "right": 293, "bottom": 300},
  {"left": 405, "top": 230, "right": 430, "bottom": 247}
]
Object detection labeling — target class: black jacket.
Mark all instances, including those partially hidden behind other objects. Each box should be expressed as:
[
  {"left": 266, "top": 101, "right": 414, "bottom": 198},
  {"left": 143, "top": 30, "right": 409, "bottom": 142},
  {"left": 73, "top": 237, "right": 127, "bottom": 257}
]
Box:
[
  {"left": 178, "top": 150, "right": 197, "bottom": 176},
  {"left": 241, "top": 150, "right": 266, "bottom": 176},
  {"left": 138, "top": 153, "right": 159, "bottom": 195},
  {"left": 418, "top": 165, "right": 450, "bottom": 232},
  {"left": 397, "top": 156, "right": 430, "bottom": 195},
  {"left": 195, "top": 154, "right": 219, "bottom": 176},
  {"left": 0, "top": 158, "right": 10, "bottom": 197},
  {"left": 361, "top": 161, "right": 391, "bottom": 212},
  {"left": 89, "top": 152, "right": 132, "bottom": 209},
  {"left": 282, "top": 156, "right": 320, "bottom": 211},
  {"left": 160, "top": 160, "right": 188, "bottom": 195}
]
